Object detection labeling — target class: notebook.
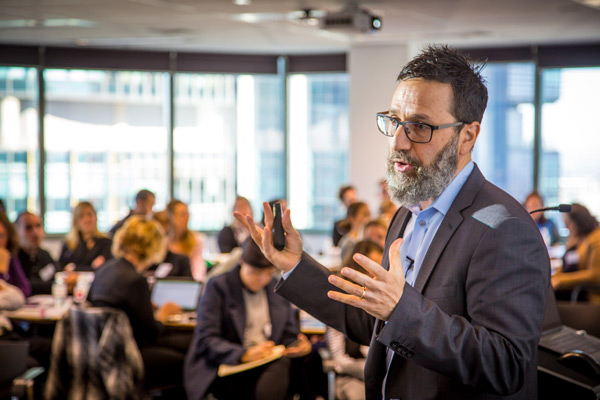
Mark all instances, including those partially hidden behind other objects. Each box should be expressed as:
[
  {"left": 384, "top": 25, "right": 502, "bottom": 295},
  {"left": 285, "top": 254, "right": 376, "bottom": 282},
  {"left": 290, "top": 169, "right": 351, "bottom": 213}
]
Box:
[
  {"left": 151, "top": 279, "right": 202, "bottom": 311},
  {"left": 539, "top": 288, "right": 600, "bottom": 365}
]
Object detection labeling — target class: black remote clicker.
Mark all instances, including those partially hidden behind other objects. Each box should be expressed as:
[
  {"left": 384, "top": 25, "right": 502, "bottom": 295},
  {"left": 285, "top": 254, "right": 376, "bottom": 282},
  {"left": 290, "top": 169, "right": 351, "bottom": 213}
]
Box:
[{"left": 272, "top": 202, "right": 285, "bottom": 251}]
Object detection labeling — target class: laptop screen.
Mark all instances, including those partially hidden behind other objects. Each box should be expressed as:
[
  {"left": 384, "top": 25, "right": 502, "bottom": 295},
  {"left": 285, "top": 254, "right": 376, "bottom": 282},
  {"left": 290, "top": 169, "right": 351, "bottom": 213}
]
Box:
[{"left": 151, "top": 279, "right": 202, "bottom": 311}]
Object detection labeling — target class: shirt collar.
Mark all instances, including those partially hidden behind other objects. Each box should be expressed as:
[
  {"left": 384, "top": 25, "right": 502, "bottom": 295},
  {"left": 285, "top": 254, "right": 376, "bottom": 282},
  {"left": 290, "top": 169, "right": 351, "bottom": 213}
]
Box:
[{"left": 408, "top": 160, "right": 475, "bottom": 217}]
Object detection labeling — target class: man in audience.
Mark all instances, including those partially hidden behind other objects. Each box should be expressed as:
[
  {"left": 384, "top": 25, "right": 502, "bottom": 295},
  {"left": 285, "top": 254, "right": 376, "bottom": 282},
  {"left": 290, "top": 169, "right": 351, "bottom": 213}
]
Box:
[
  {"left": 362, "top": 219, "right": 387, "bottom": 249},
  {"left": 332, "top": 185, "right": 358, "bottom": 247},
  {"left": 109, "top": 189, "right": 155, "bottom": 236},
  {"left": 184, "top": 239, "right": 313, "bottom": 400},
  {"left": 238, "top": 45, "right": 550, "bottom": 399},
  {"left": 15, "top": 211, "right": 57, "bottom": 295},
  {"left": 218, "top": 196, "right": 253, "bottom": 253}
]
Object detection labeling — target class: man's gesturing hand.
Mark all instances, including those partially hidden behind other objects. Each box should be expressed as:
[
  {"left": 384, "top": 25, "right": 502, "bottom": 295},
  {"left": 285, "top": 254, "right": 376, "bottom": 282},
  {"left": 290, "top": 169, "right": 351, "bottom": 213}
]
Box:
[
  {"left": 233, "top": 202, "right": 303, "bottom": 273},
  {"left": 327, "top": 238, "right": 406, "bottom": 321}
]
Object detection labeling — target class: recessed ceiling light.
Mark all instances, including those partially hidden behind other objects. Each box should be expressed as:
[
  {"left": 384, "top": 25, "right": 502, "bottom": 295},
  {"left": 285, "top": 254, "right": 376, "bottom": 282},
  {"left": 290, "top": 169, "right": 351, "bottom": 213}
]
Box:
[
  {"left": 573, "top": 0, "right": 600, "bottom": 8},
  {"left": 233, "top": 0, "right": 252, "bottom": 5}
]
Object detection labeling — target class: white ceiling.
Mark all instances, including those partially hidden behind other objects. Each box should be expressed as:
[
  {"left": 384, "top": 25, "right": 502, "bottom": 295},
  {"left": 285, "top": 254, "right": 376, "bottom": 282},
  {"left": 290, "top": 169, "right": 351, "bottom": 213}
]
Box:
[{"left": 0, "top": 0, "right": 599, "bottom": 54}]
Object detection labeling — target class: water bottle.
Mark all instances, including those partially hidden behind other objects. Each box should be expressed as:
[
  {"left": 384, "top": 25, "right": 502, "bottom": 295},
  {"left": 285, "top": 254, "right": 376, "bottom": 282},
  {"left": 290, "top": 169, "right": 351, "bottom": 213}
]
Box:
[{"left": 51, "top": 274, "right": 68, "bottom": 307}]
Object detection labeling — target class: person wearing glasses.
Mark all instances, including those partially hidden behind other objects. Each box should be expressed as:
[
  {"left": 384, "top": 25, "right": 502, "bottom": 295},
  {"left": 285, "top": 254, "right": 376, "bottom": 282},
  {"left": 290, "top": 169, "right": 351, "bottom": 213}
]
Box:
[{"left": 236, "top": 45, "right": 549, "bottom": 399}]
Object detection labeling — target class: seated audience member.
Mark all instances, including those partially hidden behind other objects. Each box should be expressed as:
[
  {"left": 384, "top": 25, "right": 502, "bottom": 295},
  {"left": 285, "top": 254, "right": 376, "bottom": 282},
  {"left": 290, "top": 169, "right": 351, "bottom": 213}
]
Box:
[
  {"left": 167, "top": 200, "right": 207, "bottom": 282},
  {"left": 146, "top": 210, "right": 192, "bottom": 278},
  {"left": 218, "top": 196, "right": 253, "bottom": 253},
  {"left": 0, "top": 211, "right": 31, "bottom": 297},
  {"left": 109, "top": 189, "right": 155, "bottom": 236},
  {"left": 332, "top": 185, "right": 358, "bottom": 247},
  {"left": 552, "top": 203, "right": 600, "bottom": 301},
  {"left": 58, "top": 201, "right": 112, "bottom": 272},
  {"left": 15, "top": 211, "right": 57, "bottom": 295},
  {"left": 327, "top": 240, "right": 383, "bottom": 400},
  {"left": 378, "top": 199, "right": 398, "bottom": 227},
  {"left": 0, "top": 279, "right": 25, "bottom": 335},
  {"left": 362, "top": 219, "right": 388, "bottom": 249},
  {"left": 87, "top": 216, "right": 185, "bottom": 390},
  {"left": 524, "top": 191, "right": 560, "bottom": 246},
  {"left": 184, "top": 239, "right": 312, "bottom": 400},
  {"left": 338, "top": 202, "right": 371, "bottom": 261}
]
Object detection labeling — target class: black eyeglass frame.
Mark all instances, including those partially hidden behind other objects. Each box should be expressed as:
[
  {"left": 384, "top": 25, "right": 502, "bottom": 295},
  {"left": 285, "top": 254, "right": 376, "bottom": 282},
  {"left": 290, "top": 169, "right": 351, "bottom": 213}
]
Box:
[{"left": 376, "top": 111, "right": 466, "bottom": 144}]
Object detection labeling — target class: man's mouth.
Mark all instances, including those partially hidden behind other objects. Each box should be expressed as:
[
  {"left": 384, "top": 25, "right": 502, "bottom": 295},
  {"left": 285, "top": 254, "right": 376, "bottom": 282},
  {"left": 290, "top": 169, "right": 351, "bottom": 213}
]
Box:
[{"left": 394, "top": 160, "right": 413, "bottom": 173}]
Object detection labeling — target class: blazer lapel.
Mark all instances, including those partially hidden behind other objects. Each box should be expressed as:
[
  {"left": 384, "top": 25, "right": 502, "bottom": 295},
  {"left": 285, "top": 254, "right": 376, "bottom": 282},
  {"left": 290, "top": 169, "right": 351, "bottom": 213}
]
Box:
[
  {"left": 227, "top": 268, "right": 246, "bottom": 343},
  {"left": 413, "top": 165, "right": 486, "bottom": 293}
]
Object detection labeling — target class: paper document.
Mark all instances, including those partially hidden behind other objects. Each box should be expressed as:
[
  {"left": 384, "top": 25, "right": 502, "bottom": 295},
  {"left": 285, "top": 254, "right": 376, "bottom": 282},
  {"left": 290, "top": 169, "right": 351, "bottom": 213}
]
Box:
[{"left": 217, "top": 345, "right": 285, "bottom": 377}]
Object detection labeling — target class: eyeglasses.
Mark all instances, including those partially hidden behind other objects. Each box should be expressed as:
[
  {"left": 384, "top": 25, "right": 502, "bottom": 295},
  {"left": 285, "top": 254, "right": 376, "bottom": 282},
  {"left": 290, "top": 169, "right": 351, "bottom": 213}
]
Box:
[{"left": 376, "top": 111, "right": 465, "bottom": 143}]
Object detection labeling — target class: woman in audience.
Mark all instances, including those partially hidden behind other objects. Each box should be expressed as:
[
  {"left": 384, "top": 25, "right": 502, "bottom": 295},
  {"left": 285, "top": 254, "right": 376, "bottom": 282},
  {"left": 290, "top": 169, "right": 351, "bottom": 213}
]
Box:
[
  {"left": 552, "top": 203, "right": 600, "bottom": 301},
  {"left": 338, "top": 202, "right": 372, "bottom": 261},
  {"left": 0, "top": 211, "right": 31, "bottom": 297},
  {"left": 524, "top": 191, "right": 560, "bottom": 246},
  {"left": 58, "top": 201, "right": 112, "bottom": 272},
  {"left": 146, "top": 210, "right": 192, "bottom": 278},
  {"left": 326, "top": 240, "right": 383, "bottom": 400},
  {"left": 87, "top": 215, "right": 185, "bottom": 390},
  {"left": 217, "top": 196, "right": 253, "bottom": 253},
  {"left": 166, "top": 199, "right": 207, "bottom": 282}
]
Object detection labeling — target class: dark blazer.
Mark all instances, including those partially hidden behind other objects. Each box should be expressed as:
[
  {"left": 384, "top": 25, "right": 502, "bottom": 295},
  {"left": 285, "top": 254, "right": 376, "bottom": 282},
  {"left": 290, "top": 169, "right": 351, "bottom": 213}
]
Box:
[
  {"left": 276, "top": 165, "right": 550, "bottom": 400},
  {"left": 147, "top": 251, "right": 193, "bottom": 278},
  {"left": 17, "top": 247, "right": 56, "bottom": 295},
  {"left": 58, "top": 235, "right": 113, "bottom": 272},
  {"left": 217, "top": 225, "right": 239, "bottom": 253},
  {"left": 87, "top": 257, "right": 162, "bottom": 347},
  {"left": 184, "top": 265, "right": 299, "bottom": 400}
]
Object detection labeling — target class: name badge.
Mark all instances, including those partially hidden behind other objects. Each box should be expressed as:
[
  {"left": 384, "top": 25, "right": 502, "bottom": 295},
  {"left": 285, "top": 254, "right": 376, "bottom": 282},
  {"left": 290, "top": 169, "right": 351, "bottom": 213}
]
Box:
[
  {"left": 155, "top": 263, "right": 173, "bottom": 278},
  {"left": 39, "top": 264, "right": 56, "bottom": 282}
]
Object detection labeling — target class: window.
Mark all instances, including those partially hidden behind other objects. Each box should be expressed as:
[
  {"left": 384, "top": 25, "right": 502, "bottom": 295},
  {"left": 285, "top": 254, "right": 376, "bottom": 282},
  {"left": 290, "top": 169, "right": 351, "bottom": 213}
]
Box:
[
  {"left": 540, "top": 67, "right": 600, "bottom": 219},
  {"left": 173, "top": 73, "right": 284, "bottom": 230},
  {"left": 0, "top": 67, "right": 39, "bottom": 221},
  {"left": 473, "top": 62, "right": 535, "bottom": 202},
  {"left": 43, "top": 69, "right": 169, "bottom": 233},
  {"left": 288, "top": 73, "right": 349, "bottom": 230}
]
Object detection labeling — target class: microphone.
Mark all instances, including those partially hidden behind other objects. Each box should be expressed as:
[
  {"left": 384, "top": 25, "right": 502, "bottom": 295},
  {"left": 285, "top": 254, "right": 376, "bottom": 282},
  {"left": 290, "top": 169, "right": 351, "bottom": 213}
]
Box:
[{"left": 529, "top": 204, "right": 571, "bottom": 214}]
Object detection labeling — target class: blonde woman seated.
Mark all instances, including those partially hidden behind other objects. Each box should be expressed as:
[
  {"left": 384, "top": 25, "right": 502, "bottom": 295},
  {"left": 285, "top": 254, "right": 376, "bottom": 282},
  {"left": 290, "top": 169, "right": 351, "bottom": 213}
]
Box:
[
  {"left": 58, "top": 201, "right": 112, "bottom": 272},
  {"left": 326, "top": 240, "right": 384, "bottom": 400},
  {"left": 87, "top": 216, "right": 185, "bottom": 390},
  {"left": 167, "top": 200, "right": 207, "bottom": 282}
]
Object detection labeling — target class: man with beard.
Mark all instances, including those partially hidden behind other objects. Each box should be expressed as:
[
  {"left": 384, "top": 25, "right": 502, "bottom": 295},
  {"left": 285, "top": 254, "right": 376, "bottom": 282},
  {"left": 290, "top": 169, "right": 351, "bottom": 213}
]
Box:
[{"left": 236, "top": 45, "right": 549, "bottom": 399}]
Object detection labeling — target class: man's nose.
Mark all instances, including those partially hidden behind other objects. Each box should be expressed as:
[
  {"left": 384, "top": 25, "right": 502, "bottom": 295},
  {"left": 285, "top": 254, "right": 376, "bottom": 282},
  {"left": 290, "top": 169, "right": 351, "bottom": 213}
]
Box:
[{"left": 392, "top": 127, "right": 412, "bottom": 152}]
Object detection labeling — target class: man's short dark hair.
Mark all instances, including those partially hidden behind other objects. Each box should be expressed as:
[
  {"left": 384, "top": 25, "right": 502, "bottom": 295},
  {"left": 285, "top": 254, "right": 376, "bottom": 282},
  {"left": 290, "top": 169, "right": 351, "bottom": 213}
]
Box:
[
  {"left": 15, "top": 211, "right": 36, "bottom": 226},
  {"left": 398, "top": 44, "right": 488, "bottom": 124},
  {"left": 136, "top": 189, "right": 155, "bottom": 202},
  {"left": 338, "top": 185, "right": 355, "bottom": 202}
]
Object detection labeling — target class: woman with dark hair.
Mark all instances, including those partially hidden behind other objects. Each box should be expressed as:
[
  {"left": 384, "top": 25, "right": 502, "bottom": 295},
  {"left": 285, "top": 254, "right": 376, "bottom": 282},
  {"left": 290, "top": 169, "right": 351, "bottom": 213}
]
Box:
[
  {"left": 0, "top": 211, "right": 31, "bottom": 297},
  {"left": 58, "top": 201, "right": 112, "bottom": 271},
  {"left": 523, "top": 191, "right": 560, "bottom": 246},
  {"left": 552, "top": 203, "right": 600, "bottom": 301},
  {"left": 338, "top": 202, "right": 372, "bottom": 261}
]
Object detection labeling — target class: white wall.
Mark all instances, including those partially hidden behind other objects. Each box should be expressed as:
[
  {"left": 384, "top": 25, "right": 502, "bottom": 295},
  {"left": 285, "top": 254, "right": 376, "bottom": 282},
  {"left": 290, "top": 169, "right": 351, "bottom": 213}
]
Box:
[{"left": 348, "top": 44, "right": 410, "bottom": 214}]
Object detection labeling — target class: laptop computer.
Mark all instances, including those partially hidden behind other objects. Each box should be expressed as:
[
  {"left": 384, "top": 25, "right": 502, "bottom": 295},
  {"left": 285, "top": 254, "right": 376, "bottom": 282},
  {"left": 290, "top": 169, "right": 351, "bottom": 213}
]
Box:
[
  {"left": 539, "top": 288, "right": 600, "bottom": 372},
  {"left": 151, "top": 278, "right": 202, "bottom": 311}
]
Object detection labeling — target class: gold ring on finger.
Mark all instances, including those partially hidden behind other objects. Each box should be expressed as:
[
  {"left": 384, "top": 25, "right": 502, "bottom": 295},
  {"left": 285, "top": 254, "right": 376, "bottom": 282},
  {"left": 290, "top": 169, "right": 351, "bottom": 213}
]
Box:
[{"left": 359, "top": 286, "right": 366, "bottom": 300}]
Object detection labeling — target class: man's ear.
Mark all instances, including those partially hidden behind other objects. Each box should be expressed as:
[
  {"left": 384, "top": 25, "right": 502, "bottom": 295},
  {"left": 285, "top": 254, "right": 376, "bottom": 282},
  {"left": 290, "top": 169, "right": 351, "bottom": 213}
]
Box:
[{"left": 459, "top": 122, "right": 480, "bottom": 155}]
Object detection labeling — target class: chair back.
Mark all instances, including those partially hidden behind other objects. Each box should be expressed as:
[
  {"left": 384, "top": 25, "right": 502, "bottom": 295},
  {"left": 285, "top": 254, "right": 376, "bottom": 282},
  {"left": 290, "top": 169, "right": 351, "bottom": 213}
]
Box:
[
  {"left": 0, "top": 341, "right": 28, "bottom": 385},
  {"left": 45, "top": 305, "right": 145, "bottom": 400}
]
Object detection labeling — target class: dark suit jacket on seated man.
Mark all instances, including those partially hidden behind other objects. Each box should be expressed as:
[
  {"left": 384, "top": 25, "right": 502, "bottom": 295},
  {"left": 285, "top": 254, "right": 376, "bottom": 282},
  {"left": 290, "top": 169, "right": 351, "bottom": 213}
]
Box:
[
  {"left": 237, "top": 45, "right": 550, "bottom": 400},
  {"left": 184, "top": 239, "right": 312, "bottom": 400}
]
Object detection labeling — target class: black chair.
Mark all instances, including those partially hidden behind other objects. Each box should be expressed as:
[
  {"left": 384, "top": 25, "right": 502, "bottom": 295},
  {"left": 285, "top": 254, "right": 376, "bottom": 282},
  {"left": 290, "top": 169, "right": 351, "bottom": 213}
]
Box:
[
  {"left": 557, "top": 301, "right": 600, "bottom": 338},
  {"left": 570, "top": 284, "right": 600, "bottom": 303},
  {"left": 0, "top": 341, "right": 44, "bottom": 400}
]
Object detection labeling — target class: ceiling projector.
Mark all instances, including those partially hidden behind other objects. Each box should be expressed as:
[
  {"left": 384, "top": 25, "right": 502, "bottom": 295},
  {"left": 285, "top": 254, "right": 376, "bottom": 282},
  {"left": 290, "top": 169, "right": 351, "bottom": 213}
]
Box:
[{"left": 319, "top": 7, "right": 382, "bottom": 33}]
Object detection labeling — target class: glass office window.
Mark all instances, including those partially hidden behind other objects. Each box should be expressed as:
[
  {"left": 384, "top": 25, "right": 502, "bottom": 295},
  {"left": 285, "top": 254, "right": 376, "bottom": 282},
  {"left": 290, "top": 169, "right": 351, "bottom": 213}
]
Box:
[
  {"left": 541, "top": 67, "right": 600, "bottom": 220},
  {"left": 44, "top": 69, "right": 169, "bottom": 233},
  {"left": 0, "top": 67, "right": 39, "bottom": 221},
  {"left": 288, "top": 73, "right": 349, "bottom": 230},
  {"left": 473, "top": 62, "right": 535, "bottom": 203},
  {"left": 173, "top": 73, "right": 284, "bottom": 231}
]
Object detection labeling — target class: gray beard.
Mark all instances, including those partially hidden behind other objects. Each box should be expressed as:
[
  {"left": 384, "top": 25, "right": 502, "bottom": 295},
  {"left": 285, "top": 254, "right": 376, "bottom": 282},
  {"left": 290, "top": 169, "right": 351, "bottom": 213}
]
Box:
[{"left": 386, "top": 134, "right": 459, "bottom": 208}]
